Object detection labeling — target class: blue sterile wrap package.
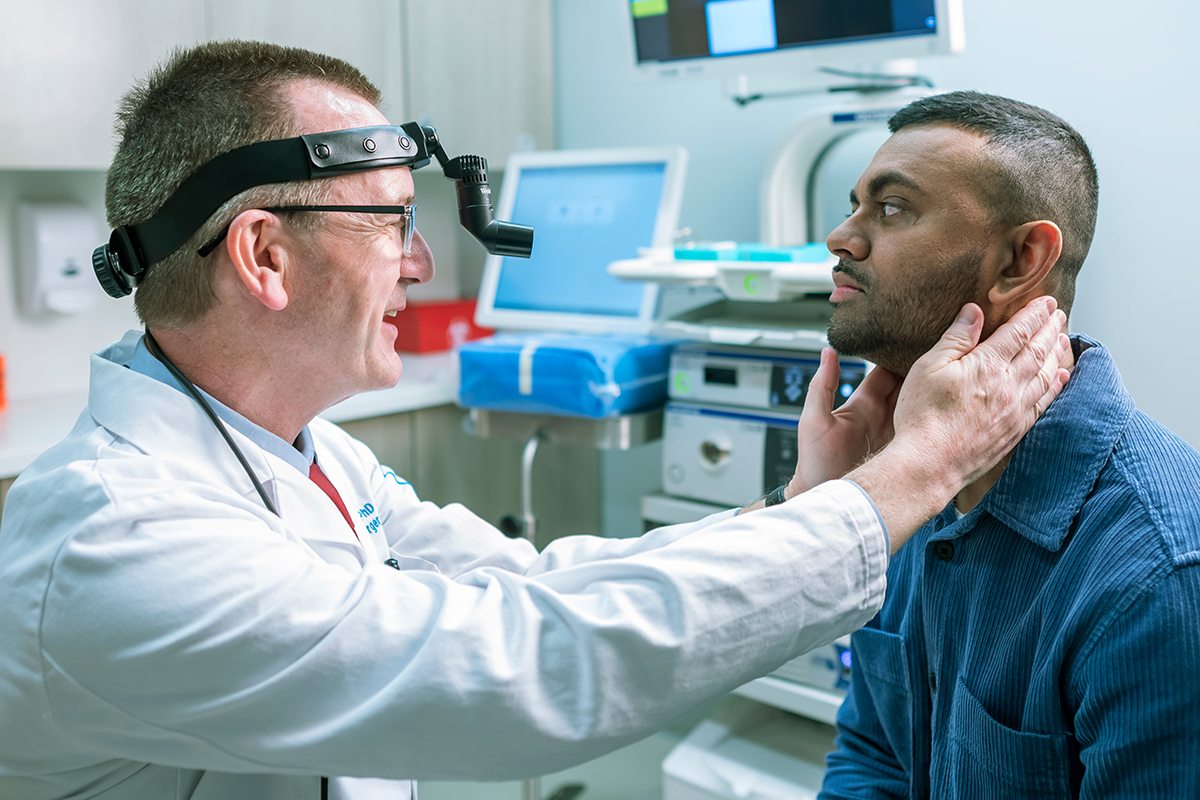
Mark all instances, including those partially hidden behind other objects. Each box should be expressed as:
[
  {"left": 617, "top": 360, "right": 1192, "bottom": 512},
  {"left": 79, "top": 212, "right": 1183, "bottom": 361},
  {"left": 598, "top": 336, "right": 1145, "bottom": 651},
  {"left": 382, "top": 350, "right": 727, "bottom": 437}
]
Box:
[{"left": 457, "top": 333, "right": 673, "bottom": 418}]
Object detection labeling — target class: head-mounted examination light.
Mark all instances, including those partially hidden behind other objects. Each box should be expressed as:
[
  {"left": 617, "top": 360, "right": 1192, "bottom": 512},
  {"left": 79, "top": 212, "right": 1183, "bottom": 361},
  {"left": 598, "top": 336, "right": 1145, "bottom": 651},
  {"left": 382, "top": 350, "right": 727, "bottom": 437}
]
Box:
[{"left": 92, "top": 122, "right": 534, "bottom": 298}]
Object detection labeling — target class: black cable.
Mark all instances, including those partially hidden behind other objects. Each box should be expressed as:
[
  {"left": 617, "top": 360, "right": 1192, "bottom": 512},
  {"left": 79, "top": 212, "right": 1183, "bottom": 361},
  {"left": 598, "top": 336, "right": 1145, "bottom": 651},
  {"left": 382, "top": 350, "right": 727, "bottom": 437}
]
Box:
[
  {"left": 146, "top": 335, "right": 348, "bottom": 795},
  {"left": 731, "top": 67, "right": 934, "bottom": 107},
  {"left": 143, "top": 332, "right": 279, "bottom": 517},
  {"left": 816, "top": 66, "right": 934, "bottom": 86}
]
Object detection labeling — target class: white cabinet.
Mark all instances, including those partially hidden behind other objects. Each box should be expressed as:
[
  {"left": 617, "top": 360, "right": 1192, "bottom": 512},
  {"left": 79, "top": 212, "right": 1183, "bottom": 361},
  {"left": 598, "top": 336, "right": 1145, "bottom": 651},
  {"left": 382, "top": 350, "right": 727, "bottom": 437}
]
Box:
[
  {"left": 1, "top": 0, "right": 554, "bottom": 172},
  {"left": 206, "top": 0, "right": 406, "bottom": 116},
  {"left": 401, "top": 0, "right": 555, "bottom": 167},
  {"left": 0, "top": 1, "right": 206, "bottom": 169}
]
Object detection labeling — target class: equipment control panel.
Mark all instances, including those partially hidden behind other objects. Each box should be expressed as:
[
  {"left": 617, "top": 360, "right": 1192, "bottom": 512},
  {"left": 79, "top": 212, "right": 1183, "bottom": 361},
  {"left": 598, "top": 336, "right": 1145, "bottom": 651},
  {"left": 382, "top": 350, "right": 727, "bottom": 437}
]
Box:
[{"left": 668, "top": 342, "right": 865, "bottom": 412}]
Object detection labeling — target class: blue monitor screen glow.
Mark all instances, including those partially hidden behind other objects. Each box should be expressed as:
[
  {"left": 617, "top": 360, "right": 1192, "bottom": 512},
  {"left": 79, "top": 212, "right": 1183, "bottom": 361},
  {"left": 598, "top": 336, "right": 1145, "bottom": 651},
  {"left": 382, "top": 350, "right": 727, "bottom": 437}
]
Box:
[
  {"left": 493, "top": 163, "right": 663, "bottom": 318},
  {"left": 631, "top": 0, "right": 964, "bottom": 79},
  {"left": 476, "top": 146, "right": 688, "bottom": 333}
]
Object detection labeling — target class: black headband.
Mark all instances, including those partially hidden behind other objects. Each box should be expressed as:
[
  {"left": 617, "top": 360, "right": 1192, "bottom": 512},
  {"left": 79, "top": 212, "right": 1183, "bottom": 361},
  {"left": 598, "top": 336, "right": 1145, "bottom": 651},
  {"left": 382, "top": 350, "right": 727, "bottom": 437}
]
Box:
[
  {"left": 93, "top": 121, "right": 532, "bottom": 298},
  {"left": 128, "top": 122, "right": 431, "bottom": 269}
]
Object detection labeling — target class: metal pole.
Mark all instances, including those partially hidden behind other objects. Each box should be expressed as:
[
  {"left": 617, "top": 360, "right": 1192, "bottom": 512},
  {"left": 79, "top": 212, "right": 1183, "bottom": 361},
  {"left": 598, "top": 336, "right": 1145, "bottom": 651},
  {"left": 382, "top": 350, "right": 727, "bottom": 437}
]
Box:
[
  {"left": 522, "top": 776, "right": 542, "bottom": 800},
  {"left": 520, "top": 432, "right": 542, "bottom": 800},
  {"left": 521, "top": 432, "right": 541, "bottom": 548}
]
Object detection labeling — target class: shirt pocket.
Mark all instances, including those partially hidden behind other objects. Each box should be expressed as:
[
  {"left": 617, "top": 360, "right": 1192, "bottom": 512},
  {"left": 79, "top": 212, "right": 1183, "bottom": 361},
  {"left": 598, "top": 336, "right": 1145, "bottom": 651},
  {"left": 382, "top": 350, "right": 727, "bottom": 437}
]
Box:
[
  {"left": 851, "top": 625, "right": 914, "bottom": 774},
  {"left": 938, "top": 674, "right": 1072, "bottom": 798}
]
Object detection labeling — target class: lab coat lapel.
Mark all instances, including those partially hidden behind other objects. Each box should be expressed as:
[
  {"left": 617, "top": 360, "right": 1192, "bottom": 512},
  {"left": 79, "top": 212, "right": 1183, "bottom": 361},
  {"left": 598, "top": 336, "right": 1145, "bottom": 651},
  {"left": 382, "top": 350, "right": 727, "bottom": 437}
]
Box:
[
  {"left": 90, "top": 333, "right": 374, "bottom": 571},
  {"left": 88, "top": 335, "right": 279, "bottom": 509},
  {"left": 305, "top": 442, "right": 394, "bottom": 565},
  {"left": 271, "top": 466, "right": 370, "bottom": 570}
]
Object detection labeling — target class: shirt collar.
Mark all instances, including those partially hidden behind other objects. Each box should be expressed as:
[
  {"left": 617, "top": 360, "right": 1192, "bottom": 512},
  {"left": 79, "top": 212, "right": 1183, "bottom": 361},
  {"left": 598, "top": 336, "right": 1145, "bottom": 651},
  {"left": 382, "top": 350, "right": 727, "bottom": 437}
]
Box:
[
  {"left": 127, "top": 335, "right": 315, "bottom": 476},
  {"left": 976, "top": 334, "right": 1135, "bottom": 552}
]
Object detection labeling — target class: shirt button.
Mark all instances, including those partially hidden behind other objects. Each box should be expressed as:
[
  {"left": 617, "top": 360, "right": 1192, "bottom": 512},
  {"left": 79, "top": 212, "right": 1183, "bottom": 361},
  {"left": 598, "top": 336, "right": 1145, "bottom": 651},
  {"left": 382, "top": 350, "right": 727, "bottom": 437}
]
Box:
[{"left": 934, "top": 541, "right": 955, "bottom": 561}]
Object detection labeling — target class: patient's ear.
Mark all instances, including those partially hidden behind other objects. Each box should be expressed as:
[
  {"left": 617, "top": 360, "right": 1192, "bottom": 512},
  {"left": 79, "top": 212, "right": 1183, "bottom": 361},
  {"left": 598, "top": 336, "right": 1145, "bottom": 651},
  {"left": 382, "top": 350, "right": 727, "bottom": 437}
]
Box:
[{"left": 988, "top": 220, "right": 1062, "bottom": 307}]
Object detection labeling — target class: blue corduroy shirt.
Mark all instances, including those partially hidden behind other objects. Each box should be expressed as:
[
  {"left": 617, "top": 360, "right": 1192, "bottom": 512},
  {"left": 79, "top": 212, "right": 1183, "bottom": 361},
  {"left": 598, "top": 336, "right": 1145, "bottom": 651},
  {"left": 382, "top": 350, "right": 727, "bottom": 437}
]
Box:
[{"left": 818, "top": 336, "right": 1200, "bottom": 799}]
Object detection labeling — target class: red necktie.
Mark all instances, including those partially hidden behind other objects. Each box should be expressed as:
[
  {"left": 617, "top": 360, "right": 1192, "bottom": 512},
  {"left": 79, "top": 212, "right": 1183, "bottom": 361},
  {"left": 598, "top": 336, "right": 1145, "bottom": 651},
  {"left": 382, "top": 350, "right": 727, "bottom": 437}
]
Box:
[{"left": 309, "top": 461, "right": 358, "bottom": 539}]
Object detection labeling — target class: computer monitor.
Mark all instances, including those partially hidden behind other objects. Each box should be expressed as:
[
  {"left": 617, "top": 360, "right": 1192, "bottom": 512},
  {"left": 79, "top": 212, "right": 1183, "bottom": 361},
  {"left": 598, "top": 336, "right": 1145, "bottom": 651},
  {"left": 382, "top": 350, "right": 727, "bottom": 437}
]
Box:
[
  {"left": 475, "top": 146, "right": 688, "bottom": 334},
  {"left": 630, "top": 0, "right": 965, "bottom": 81}
]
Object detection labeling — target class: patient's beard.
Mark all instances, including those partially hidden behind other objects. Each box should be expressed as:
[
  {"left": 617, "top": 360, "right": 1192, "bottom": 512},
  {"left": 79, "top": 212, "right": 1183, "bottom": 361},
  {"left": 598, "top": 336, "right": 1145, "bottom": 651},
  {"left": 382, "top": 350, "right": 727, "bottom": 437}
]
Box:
[{"left": 827, "top": 249, "right": 986, "bottom": 375}]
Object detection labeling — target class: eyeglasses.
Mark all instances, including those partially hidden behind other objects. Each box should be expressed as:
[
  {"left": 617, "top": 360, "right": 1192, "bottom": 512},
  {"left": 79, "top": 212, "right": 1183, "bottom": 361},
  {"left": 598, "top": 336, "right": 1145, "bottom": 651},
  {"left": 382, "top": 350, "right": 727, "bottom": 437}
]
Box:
[{"left": 198, "top": 204, "right": 417, "bottom": 257}]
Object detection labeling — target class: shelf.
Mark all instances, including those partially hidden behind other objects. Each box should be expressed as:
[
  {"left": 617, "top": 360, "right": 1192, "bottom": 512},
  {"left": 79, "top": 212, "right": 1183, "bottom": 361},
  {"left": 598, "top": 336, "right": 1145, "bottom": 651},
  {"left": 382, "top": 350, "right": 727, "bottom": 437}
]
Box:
[
  {"left": 609, "top": 245, "right": 836, "bottom": 303},
  {"left": 641, "top": 492, "right": 732, "bottom": 524},
  {"left": 320, "top": 352, "right": 458, "bottom": 423},
  {"left": 732, "top": 676, "right": 845, "bottom": 727}
]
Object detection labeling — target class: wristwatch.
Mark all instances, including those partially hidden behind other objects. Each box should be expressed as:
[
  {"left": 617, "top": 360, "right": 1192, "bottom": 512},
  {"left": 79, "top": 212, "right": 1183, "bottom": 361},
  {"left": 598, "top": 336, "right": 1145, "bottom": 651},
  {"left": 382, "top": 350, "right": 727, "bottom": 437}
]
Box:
[{"left": 764, "top": 484, "right": 789, "bottom": 506}]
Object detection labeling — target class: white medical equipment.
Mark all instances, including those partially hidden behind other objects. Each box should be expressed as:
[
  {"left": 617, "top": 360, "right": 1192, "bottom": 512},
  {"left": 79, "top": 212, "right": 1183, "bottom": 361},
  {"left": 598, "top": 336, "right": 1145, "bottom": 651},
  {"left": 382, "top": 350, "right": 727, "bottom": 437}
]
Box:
[
  {"left": 474, "top": 145, "right": 688, "bottom": 335},
  {"left": 663, "top": 699, "right": 839, "bottom": 800},
  {"left": 662, "top": 343, "right": 866, "bottom": 506}
]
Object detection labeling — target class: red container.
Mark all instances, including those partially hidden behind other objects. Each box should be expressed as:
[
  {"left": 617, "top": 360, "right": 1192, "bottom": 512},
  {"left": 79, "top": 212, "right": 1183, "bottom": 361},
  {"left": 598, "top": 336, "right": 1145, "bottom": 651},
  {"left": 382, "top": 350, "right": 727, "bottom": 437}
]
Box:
[{"left": 392, "top": 299, "right": 494, "bottom": 353}]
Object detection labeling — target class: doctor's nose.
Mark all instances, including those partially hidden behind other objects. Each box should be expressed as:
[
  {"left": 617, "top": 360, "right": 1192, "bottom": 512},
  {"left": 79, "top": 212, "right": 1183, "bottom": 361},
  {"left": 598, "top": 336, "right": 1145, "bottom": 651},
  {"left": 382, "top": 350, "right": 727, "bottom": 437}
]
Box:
[{"left": 402, "top": 229, "right": 435, "bottom": 285}]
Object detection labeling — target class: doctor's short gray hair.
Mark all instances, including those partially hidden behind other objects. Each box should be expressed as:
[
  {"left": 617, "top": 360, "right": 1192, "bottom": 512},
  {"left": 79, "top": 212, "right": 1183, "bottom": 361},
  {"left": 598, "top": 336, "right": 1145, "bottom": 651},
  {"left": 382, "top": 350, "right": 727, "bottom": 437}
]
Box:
[
  {"left": 888, "top": 91, "right": 1099, "bottom": 316},
  {"left": 105, "top": 40, "right": 381, "bottom": 329}
]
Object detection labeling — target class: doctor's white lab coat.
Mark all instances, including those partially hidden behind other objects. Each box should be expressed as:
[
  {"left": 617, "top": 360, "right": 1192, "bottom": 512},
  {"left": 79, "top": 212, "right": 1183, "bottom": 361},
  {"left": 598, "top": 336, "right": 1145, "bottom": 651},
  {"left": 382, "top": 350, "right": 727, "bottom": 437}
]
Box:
[{"left": 0, "top": 332, "right": 889, "bottom": 800}]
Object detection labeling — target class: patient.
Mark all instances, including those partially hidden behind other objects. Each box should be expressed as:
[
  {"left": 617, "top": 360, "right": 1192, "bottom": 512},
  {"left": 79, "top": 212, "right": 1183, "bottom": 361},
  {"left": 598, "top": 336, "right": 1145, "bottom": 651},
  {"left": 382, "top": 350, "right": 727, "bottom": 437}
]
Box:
[{"left": 815, "top": 91, "right": 1200, "bottom": 798}]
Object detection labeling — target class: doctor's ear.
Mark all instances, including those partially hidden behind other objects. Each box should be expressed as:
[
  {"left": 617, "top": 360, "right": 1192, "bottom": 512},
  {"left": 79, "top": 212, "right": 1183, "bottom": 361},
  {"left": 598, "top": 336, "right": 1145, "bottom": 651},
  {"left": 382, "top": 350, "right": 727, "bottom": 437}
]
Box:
[
  {"left": 988, "top": 220, "right": 1063, "bottom": 307},
  {"left": 223, "top": 210, "right": 291, "bottom": 312}
]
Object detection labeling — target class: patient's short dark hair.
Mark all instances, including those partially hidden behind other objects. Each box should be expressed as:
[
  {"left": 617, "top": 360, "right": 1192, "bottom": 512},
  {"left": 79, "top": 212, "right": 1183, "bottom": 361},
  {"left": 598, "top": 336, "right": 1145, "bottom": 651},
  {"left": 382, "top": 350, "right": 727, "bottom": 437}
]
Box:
[{"left": 889, "top": 91, "right": 1098, "bottom": 314}]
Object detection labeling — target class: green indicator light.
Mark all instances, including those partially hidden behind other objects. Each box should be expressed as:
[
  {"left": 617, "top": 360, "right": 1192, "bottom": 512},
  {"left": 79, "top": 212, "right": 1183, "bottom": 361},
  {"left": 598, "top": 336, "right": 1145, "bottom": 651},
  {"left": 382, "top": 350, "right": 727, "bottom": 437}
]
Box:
[
  {"left": 632, "top": 0, "right": 668, "bottom": 19},
  {"left": 674, "top": 372, "right": 690, "bottom": 394},
  {"left": 744, "top": 274, "right": 761, "bottom": 295}
]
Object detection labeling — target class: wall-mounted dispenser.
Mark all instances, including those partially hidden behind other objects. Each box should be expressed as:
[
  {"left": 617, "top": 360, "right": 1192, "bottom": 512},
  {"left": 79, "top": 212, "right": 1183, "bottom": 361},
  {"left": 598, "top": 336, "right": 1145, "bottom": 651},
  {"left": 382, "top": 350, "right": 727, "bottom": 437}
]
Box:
[{"left": 16, "top": 201, "right": 99, "bottom": 315}]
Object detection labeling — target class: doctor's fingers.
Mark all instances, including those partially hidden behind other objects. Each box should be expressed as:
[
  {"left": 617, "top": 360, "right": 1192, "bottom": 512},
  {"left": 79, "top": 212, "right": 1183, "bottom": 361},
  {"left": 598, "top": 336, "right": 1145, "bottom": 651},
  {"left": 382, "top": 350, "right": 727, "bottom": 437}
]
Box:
[
  {"left": 1028, "top": 333, "right": 1071, "bottom": 419},
  {"left": 970, "top": 295, "right": 1064, "bottom": 373},
  {"left": 798, "top": 349, "right": 842, "bottom": 423}
]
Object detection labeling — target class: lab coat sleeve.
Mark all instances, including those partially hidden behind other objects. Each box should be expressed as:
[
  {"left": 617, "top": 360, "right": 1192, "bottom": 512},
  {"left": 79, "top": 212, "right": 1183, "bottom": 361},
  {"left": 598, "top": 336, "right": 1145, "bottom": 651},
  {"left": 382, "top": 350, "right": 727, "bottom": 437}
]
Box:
[
  {"left": 361, "top": 432, "right": 743, "bottom": 579},
  {"left": 39, "top": 470, "right": 886, "bottom": 783}
]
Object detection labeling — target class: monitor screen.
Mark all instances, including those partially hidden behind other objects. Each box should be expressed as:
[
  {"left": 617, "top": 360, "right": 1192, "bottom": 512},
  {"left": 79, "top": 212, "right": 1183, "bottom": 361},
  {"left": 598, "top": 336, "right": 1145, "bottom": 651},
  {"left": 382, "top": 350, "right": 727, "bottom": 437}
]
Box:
[
  {"left": 493, "top": 162, "right": 664, "bottom": 317},
  {"left": 476, "top": 146, "right": 688, "bottom": 333},
  {"left": 631, "top": 0, "right": 963, "bottom": 78}
]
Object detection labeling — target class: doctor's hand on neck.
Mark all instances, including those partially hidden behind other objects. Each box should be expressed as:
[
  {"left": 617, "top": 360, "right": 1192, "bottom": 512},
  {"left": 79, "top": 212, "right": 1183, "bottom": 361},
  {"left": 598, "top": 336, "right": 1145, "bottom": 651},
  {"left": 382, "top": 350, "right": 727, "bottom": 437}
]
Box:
[{"left": 743, "top": 296, "right": 1070, "bottom": 555}]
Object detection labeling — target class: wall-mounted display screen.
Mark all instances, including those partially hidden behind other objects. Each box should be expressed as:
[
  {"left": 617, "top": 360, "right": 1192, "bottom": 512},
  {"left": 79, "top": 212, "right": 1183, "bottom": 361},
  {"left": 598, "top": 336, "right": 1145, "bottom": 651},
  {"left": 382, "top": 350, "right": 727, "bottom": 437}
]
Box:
[{"left": 630, "top": 0, "right": 963, "bottom": 79}]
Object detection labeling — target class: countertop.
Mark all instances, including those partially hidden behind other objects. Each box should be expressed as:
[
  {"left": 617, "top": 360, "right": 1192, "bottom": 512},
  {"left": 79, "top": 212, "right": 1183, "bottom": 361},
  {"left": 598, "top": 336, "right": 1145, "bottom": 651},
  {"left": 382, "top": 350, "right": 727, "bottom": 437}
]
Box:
[{"left": 0, "top": 351, "right": 458, "bottom": 479}]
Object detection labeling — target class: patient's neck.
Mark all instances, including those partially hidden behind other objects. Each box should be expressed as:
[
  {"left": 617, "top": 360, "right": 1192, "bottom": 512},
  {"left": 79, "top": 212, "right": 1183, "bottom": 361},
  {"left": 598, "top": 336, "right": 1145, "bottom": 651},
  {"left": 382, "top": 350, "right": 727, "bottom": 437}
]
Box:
[{"left": 955, "top": 457, "right": 1009, "bottom": 514}]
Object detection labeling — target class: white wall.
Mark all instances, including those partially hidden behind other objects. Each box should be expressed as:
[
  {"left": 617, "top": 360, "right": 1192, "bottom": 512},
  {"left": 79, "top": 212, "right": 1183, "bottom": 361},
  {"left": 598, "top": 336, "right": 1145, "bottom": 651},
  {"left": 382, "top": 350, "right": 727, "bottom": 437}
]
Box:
[
  {"left": 554, "top": 0, "right": 1200, "bottom": 450},
  {"left": 0, "top": 171, "right": 141, "bottom": 402},
  {"left": 0, "top": 169, "right": 462, "bottom": 407}
]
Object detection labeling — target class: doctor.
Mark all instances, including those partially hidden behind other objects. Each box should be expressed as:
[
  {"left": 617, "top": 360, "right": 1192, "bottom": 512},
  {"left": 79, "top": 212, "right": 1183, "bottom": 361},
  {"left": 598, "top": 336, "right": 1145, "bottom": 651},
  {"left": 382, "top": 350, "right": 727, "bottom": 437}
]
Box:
[{"left": 0, "top": 41, "right": 1068, "bottom": 800}]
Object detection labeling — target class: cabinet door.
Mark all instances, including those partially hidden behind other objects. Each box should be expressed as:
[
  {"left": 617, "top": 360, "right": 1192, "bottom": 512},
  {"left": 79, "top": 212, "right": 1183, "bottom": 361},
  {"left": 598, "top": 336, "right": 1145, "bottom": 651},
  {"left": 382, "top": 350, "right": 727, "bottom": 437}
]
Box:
[
  {"left": 0, "top": 0, "right": 206, "bottom": 169},
  {"left": 410, "top": 405, "right": 601, "bottom": 548},
  {"left": 402, "top": 0, "right": 555, "bottom": 168},
  {"left": 206, "top": 0, "right": 406, "bottom": 116},
  {"left": 0, "top": 477, "right": 14, "bottom": 528}
]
